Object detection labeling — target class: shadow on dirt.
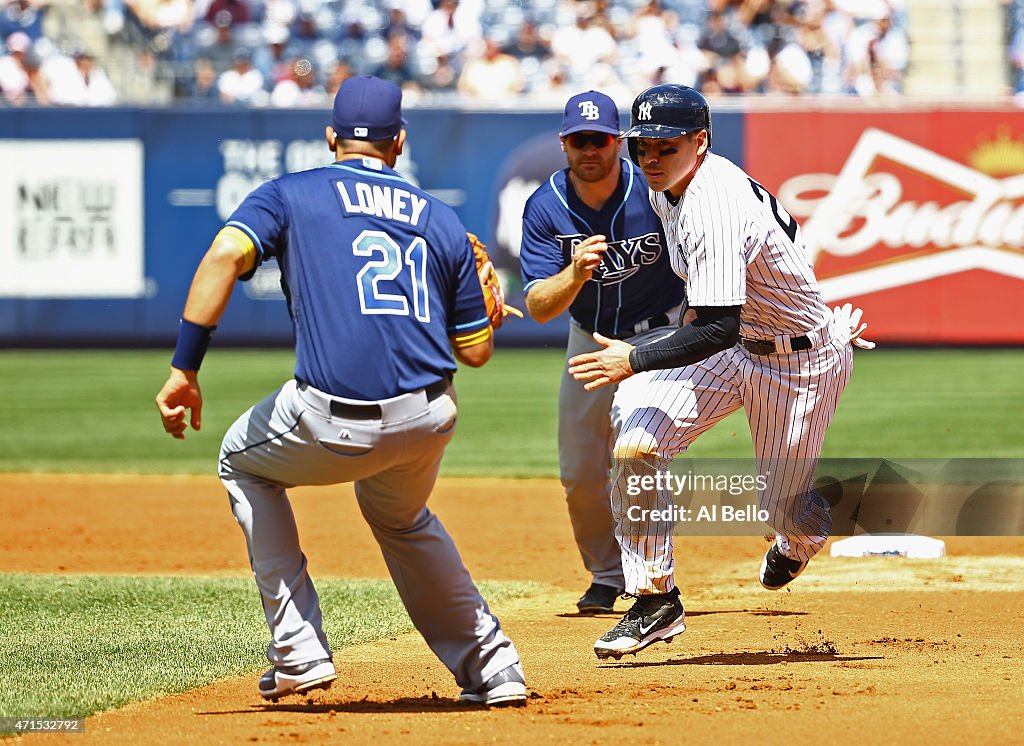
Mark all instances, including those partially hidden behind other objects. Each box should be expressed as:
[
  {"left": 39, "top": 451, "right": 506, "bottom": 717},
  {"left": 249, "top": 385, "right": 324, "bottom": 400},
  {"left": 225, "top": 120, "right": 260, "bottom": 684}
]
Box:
[
  {"left": 557, "top": 608, "right": 808, "bottom": 619},
  {"left": 602, "top": 651, "right": 883, "bottom": 668},
  {"left": 200, "top": 694, "right": 533, "bottom": 716}
]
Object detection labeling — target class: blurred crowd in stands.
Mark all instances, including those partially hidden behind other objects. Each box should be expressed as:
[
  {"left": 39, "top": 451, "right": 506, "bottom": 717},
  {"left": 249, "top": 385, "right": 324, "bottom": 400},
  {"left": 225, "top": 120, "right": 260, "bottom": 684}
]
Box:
[
  {"left": 0, "top": 0, "right": 1012, "bottom": 107},
  {"left": 1009, "top": 0, "right": 1024, "bottom": 97}
]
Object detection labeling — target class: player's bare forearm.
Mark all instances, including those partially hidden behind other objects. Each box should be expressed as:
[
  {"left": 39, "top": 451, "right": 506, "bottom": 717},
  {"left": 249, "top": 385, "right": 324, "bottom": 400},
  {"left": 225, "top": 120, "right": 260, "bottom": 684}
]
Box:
[
  {"left": 525, "top": 271, "right": 585, "bottom": 323},
  {"left": 181, "top": 235, "right": 252, "bottom": 326},
  {"left": 567, "top": 332, "right": 635, "bottom": 391},
  {"left": 525, "top": 235, "right": 607, "bottom": 323},
  {"left": 156, "top": 235, "right": 249, "bottom": 439}
]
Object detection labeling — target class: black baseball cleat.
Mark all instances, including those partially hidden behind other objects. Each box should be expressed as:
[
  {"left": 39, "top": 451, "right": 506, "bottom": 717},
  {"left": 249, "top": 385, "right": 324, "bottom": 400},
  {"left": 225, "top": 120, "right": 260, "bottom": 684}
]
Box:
[
  {"left": 593, "top": 588, "right": 686, "bottom": 659},
  {"left": 759, "top": 544, "right": 808, "bottom": 590},
  {"left": 259, "top": 658, "right": 337, "bottom": 701},
  {"left": 576, "top": 583, "right": 622, "bottom": 614},
  {"left": 458, "top": 663, "right": 527, "bottom": 707}
]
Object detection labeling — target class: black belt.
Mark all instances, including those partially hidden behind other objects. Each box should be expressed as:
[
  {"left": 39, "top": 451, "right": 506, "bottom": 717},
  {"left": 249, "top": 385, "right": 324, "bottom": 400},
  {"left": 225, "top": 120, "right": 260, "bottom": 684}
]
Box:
[
  {"left": 305, "top": 378, "right": 450, "bottom": 420},
  {"left": 740, "top": 335, "right": 812, "bottom": 356}
]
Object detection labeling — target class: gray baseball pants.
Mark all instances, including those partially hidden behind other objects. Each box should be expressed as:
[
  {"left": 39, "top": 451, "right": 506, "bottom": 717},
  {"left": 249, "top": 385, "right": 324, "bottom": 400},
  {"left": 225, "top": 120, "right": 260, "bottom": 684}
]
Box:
[{"left": 218, "top": 378, "right": 521, "bottom": 691}]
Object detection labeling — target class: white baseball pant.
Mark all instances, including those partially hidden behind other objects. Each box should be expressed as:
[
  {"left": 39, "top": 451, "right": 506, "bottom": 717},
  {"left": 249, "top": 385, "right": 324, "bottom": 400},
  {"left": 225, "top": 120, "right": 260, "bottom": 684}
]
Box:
[
  {"left": 559, "top": 319, "right": 679, "bottom": 590},
  {"left": 611, "top": 324, "right": 854, "bottom": 594}
]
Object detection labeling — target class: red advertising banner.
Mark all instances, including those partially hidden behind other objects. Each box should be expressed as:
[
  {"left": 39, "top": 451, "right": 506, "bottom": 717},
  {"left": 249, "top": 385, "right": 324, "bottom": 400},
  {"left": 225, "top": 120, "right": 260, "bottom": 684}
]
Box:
[{"left": 745, "top": 110, "right": 1024, "bottom": 343}]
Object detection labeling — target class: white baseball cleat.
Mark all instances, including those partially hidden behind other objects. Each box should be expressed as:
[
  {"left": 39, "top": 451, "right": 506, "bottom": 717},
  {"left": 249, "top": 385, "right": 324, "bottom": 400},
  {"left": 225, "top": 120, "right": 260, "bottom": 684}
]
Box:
[{"left": 258, "top": 659, "right": 337, "bottom": 701}]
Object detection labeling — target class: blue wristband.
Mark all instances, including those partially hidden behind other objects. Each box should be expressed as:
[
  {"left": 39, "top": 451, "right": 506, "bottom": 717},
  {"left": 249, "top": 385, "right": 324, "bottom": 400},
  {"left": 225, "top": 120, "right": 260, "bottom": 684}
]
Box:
[{"left": 171, "top": 318, "right": 216, "bottom": 371}]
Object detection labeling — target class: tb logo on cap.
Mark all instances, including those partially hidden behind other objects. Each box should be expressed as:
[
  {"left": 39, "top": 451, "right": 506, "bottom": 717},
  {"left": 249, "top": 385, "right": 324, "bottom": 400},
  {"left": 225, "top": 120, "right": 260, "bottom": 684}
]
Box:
[
  {"left": 638, "top": 101, "right": 653, "bottom": 121},
  {"left": 578, "top": 100, "right": 600, "bottom": 120}
]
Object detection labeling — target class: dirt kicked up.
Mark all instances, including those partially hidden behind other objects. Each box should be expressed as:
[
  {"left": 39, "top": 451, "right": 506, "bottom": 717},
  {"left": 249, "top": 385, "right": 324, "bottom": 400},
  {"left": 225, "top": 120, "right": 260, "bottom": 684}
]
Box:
[{"left": 4, "top": 473, "right": 1023, "bottom": 745}]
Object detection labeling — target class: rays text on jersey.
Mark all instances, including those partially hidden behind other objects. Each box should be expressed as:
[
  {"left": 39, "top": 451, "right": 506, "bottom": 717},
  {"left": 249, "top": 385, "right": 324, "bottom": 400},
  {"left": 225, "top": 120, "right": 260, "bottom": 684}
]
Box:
[
  {"left": 556, "top": 232, "right": 663, "bottom": 284},
  {"left": 336, "top": 181, "right": 428, "bottom": 226}
]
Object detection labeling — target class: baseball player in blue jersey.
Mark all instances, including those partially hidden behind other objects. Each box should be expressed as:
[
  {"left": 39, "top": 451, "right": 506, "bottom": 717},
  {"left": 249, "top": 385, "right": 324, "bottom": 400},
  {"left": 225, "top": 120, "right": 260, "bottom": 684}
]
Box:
[
  {"left": 155, "top": 76, "right": 526, "bottom": 707},
  {"left": 519, "top": 90, "right": 686, "bottom": 615}
]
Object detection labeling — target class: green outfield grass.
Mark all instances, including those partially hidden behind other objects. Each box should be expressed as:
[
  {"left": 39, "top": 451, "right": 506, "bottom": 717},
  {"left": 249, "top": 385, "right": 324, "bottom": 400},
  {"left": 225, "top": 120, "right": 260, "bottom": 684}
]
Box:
[
  {"left": 0, "top": 574, "right": 541, "bottom": 721},
  {"left": 0, "top": 348, "right": 1021, "bottom": 476}
]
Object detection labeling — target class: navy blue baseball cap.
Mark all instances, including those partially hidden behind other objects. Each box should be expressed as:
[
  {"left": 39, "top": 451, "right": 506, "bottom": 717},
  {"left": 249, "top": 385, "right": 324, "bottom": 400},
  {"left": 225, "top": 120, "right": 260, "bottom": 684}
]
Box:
[
  {"left": 332, "top": 75, "right": 406, "bottom": 140},
  {"left": 559, "top": 90, "right": 620, "bottom": 137}
]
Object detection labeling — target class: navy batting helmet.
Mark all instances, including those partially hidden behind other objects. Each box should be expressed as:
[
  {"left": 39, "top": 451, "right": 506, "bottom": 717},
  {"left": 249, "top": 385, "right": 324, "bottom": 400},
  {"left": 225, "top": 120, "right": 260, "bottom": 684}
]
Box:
[{"left": 621, "top": 84, "right": 711, "bottom": 165}]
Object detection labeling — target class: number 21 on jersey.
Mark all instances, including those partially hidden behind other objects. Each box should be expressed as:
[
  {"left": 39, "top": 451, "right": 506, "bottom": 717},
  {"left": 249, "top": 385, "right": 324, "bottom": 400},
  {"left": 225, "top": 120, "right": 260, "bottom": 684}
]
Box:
[{"left": 353, "top": 229, "right": 430, "bottom": 322}]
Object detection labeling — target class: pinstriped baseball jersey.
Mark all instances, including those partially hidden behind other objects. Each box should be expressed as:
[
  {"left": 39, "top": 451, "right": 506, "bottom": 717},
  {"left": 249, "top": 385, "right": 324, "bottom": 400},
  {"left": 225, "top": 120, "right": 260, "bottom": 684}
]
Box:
[
  {"left": 651, "top": 153, "right": 830, "bottom": 339},
  {"left": 606, "top": 149, "right": 858, "bottom": 598}
]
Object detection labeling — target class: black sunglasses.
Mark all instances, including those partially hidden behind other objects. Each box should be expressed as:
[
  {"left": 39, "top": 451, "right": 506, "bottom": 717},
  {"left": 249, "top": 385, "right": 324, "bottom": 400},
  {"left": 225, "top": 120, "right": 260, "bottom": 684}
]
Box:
[{"left": 565, "top": 131, "right": 616, "bottom": 149}]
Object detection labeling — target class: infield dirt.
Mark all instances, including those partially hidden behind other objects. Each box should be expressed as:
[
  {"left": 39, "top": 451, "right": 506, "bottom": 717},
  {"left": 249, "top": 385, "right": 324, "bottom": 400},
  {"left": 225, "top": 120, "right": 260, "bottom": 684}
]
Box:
[{"left": 4, "top": 473, "right": 1023, "bottom": 745}]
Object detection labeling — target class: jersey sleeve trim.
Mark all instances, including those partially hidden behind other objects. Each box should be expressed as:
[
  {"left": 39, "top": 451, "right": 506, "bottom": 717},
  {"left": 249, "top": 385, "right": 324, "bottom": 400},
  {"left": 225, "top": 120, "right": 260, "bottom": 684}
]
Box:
[
  {"left": 225, "top": 220, "right": 264, "bottom": 259},
  {"left": 451, "top": 325, "right": 493, "bottom": 348},
  {"left": 215, "top": 226, "right": 258, "bottom": 275},
  {"left": 686, "top": 295, "right": 746, "bottom": 306},
  {"left": 523, "top": 278, "right": 545, "bottom": 294},
  {"left": 450, "top": 315, "right": 490, "bottom": 332}
]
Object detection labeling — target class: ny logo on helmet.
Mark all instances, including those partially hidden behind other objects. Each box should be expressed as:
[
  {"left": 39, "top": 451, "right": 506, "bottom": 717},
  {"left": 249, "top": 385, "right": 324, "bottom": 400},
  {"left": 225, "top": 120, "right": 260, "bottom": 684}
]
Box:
[
  {"left": 638, "top": 101, "right": 653, "bottom": 121},
  {"left": 578, "top": 101, "right": 600, "bottom": 120}
]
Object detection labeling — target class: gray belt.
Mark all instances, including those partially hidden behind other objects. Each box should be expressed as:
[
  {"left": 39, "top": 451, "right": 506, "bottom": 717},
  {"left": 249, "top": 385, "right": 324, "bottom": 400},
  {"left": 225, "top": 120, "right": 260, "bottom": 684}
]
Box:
[
  {"left": 627, "top": 312, "right": 672, "bottom": 337},
  {"left": 582, "top": 308, "right": 679, "bottom": 340}
]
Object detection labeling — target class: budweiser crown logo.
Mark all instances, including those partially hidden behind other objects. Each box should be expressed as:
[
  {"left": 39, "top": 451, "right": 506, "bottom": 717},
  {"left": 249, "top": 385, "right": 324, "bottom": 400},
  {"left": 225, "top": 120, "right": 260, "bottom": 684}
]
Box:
[
  {"left": 968, "top": 126, "right": 1024, "bottom": 177},
  {"left": 775, "top": 127, "right": 1024, "bottom": 303}
]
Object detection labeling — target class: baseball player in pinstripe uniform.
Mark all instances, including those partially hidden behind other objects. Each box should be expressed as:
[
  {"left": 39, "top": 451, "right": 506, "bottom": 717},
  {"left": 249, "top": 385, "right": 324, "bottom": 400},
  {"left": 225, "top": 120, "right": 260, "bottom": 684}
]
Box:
[
  {"left": 155, "top": 76, "right": 527, "bottom": 705},
  {"left": 568, "top": 85, "right": 873, "bottom": 659},
  {"left": 519, "top": 90, "right": 686, "bottom": 615}
]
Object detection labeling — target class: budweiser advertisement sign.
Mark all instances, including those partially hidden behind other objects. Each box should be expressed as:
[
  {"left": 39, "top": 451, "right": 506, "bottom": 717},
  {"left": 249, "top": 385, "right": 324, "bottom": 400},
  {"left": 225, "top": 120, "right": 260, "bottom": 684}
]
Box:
[{"left": 746, "top": 112, "right": 1024, "bottom": 343}]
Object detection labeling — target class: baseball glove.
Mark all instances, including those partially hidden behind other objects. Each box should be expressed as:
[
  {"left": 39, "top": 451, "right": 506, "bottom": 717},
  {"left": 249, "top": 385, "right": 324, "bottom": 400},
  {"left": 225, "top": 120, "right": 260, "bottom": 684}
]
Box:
[{"left": 468, "top": 232, "right": 523, "bottom": 328}]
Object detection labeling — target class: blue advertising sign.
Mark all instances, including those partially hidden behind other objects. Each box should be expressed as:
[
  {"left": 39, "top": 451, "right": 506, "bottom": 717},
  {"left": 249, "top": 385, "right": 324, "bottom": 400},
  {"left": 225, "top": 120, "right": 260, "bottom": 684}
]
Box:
[{"left": 0, "top": 106, "right": 744, "bottom": 347}]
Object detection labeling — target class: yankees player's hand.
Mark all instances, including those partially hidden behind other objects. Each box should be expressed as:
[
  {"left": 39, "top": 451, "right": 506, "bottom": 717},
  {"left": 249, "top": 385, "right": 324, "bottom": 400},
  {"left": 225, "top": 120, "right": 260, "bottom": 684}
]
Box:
[
  {"left": 571, "top": 235, "right": 608, "bottom": 282},
  {"left": 155, "top": 367, "right": 203, "bottom": 439},
  {"left": 567, "top": 333, "right": 635, "bottom": 391}
]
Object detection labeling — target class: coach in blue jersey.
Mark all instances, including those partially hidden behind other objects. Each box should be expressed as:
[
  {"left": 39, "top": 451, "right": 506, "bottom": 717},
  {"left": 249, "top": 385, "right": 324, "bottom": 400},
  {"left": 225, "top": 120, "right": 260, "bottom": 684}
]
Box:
[
  {"left": 519, "top": 90, "right": 686, "bottom": 615},
  {"left": 155, "top": 76, "right": 527, "bottom": 707}
]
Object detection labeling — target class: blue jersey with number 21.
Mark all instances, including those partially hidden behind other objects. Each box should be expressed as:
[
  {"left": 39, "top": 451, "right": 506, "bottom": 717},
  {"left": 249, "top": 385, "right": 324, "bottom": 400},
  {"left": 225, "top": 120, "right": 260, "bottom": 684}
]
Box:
[{"left": 226, "top": 157, "right": 489, "bottom": 401}]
